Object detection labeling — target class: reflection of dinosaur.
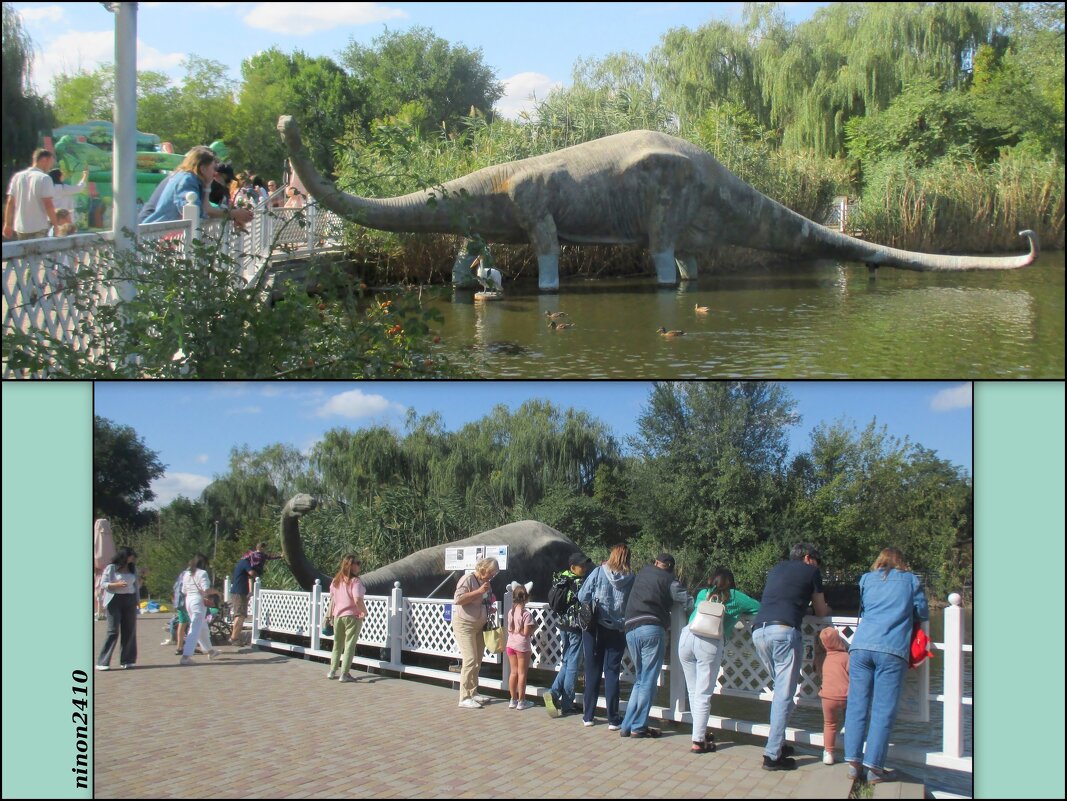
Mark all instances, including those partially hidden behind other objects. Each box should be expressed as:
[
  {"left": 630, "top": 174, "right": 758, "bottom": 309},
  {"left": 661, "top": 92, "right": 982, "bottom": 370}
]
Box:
[
  {"left": 277, "top": 116, "right": 1039, "bottom": 292},
  {"left": 279, "top": 494, "right": 577, "bottom": 601}
]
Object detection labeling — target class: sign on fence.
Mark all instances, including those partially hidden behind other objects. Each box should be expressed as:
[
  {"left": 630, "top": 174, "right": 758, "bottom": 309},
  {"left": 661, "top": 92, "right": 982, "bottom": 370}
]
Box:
[{"left": 444, "top": 545, "right": 509, "bottom": 570}]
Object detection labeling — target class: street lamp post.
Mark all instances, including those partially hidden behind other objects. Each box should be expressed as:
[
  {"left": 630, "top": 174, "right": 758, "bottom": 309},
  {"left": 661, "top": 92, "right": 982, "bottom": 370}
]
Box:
[{"left": 213, "top": 520, "right": 219, "bottom": 585}]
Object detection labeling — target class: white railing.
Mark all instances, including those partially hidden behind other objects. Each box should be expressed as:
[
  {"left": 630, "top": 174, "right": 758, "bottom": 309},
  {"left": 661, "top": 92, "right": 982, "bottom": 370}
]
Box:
[
  {"left": 1, "top": 200, "right": 345, "bottom": 378},
  {"left": 250, "top": 579, "right": 971, "bottom": 775}
]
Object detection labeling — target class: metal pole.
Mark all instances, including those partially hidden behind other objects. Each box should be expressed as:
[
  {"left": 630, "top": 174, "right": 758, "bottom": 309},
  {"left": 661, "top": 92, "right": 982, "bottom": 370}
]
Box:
[
  {"left": 213, "top": 520, "right": 219, "bottom": 585},
  {"left": 111, "top": 3, "right": 138, "bottom": 258}
]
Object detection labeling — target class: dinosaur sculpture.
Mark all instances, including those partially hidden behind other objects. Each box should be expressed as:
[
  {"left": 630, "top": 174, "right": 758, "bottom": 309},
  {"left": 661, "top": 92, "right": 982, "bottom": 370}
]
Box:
[
  {"left": 279, "top": 494, "right": 577, "bottom": 601},
  {"left": 277, "top": 117, "right": 1039, "bottom": 291}
]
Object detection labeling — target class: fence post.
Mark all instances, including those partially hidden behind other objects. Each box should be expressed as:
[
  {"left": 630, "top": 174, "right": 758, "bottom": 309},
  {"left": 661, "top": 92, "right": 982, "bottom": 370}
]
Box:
[
  {"left": 388, "top": 581, "right": 404, "bottom": 666},
  {"left": 251, "top": 577, "right": 260, "bottom": 642},
  {"left": 669, "top": 602, "right": 687, "bottom": 719},
  {"left": 310, "top": 579, "right": 322, "bottom": 652},
  {"left": 501, "top": 588, "right": 513, "bottom": 691},
  {"left": 306, "top": 203, "right": 317, "bottom": 253},
  {"left": 942, "top": 593, "right": 965, "bottom": 757}
]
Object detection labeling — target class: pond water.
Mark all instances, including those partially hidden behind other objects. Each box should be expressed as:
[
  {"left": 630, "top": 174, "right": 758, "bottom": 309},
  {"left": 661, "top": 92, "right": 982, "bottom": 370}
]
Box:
[{"left": 415, "top": 252, "right": 1064, "bottom": 378}]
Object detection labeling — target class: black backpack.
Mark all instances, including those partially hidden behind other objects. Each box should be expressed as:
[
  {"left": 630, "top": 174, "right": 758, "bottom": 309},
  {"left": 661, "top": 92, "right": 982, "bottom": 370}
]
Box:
[{"left": 547, "top": 574, "right": 572, "bottom": 616}]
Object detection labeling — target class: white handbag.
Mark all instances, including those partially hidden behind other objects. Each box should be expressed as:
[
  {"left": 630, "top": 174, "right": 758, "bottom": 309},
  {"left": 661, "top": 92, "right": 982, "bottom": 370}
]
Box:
[{"left": 689, "top": 593, "right": 726, "bottom": 639}]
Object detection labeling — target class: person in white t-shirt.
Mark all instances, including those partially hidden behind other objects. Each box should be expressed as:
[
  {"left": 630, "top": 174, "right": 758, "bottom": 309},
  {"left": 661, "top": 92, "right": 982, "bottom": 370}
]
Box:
[{"left": 3, "top": 149, "right": 59, "bottom": 240}]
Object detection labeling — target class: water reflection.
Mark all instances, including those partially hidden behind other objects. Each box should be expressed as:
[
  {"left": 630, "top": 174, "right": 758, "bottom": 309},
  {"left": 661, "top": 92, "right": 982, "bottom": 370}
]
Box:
[{"left": 420, "top": 254, "right": 1064, "bottom": 378}]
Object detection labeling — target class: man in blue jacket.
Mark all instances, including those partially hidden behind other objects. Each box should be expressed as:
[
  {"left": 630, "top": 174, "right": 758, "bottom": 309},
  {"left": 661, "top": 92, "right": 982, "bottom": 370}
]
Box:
[{"left": 544, "top": 552, "right": 592, "bottom": 717}]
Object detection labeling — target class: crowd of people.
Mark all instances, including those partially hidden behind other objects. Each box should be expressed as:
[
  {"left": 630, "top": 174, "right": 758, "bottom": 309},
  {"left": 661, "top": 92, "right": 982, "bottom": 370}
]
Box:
[
  {"left": 446, "top": 541, "right": 927, "bottom": 783},
  {"left": 3, "top": 145, "right": 308, "bottom": 242},
  {"left": 94, "top": 536, "right": 927, "bottom": 783}
]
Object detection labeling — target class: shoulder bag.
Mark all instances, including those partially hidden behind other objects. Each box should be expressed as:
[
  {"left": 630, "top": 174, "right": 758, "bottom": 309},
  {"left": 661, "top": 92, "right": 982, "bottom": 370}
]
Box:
[{"left": 689, "top": 590, "right": 726, "bottom": 640}]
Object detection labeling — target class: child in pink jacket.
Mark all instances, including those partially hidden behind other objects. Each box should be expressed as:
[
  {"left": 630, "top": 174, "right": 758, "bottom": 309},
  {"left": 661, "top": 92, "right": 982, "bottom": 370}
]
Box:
[{"left": 815, "top": 626, "right": 850, "bottom": 765}]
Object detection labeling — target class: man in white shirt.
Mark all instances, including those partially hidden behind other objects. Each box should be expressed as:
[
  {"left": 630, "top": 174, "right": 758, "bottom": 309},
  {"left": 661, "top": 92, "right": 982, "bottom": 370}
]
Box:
[{"left": 3, "top": 149, "right": 60, "bottom": 240}]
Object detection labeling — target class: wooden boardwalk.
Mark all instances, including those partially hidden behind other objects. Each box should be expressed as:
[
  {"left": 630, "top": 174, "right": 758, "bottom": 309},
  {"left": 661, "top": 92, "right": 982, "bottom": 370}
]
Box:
[{"left": 93, "top": 615, "right": 925, "bottom": 798}]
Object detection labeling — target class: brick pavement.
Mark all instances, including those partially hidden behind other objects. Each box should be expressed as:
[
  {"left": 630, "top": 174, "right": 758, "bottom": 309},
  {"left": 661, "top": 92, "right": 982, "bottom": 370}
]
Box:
[{"left": 93, "top": 616, "right": 856, "bottom": 799}]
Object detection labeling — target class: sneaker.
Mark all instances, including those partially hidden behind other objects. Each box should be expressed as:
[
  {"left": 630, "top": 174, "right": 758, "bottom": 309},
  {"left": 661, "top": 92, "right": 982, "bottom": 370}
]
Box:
[
  {"left": 161, "top": 639, "right": 173, "bottom": 646},
  {"left": 95, "top": 664, "right": 109, "bottom": 671},
  {"left": 608, "top": 723, "right": 622, "bottom": 732},
  {"left": 762, "top": 755, "right": 797, "bottom": 771},
  {"left": 119, "top": 664, "right": 134, "bottom": 670},
  {"left": 339, "top": 673, "right": 356, "bottom": 683},
  {"left": 515, "top": 700, "right": 534, "bottom": 711},
  {"left": 208, "top": 649, "right": 222, "bottom": 660},
  {"left": 866, "top": 768, "right": 892, "bottom": 785},
  {"left": 326, "top": 669, "right": 338, "bottom": 679},
  {"left": 180, "top": 656, "right": 195, "bottom": 666},
  {"left": 543, "top": 691, "right": 561, "bottom": 718},
  {"left": 458, "top": 698, "right": 483, "bottom": 709},
  {"left": 631, "top": 728, "right": 661, "bottom": 739},
  {"left": 583, "top": 720, "right": 595, "bottom": 727},
  {"left": 823, "top": 750, "right": 835, "bottom": 766},
  {"left": 473, "top": 694, "right": 493, "bottom": 705},
  {"left": 847, "top": 762, "right": 864, "bottom": 781},
  {"left": 781, "top": 744, "right": 795, "bottom": 758},
  {"left": 508, "top": 700, "right": 517, "bottom": 709}
]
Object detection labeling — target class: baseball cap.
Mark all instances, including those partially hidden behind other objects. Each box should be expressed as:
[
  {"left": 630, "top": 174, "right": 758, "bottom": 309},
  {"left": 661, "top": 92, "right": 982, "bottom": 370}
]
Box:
[{"left": 656, "top": 552, "right": 676, "bottom": 571}]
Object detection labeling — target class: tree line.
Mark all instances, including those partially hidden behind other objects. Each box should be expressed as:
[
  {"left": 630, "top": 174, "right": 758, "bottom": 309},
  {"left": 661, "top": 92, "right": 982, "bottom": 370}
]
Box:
[
  {"left": 96, "top": 383, "right": 973, "bottom": 607},
  {"left": 4, "top": 3, "right": 1062, "bottom": 269}
]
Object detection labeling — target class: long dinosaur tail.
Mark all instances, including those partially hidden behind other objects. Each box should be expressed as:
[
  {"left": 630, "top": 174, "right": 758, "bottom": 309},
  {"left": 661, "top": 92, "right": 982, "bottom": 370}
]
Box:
[{"left": 724, "top": 177, "right": 1039, "bottom": 272}]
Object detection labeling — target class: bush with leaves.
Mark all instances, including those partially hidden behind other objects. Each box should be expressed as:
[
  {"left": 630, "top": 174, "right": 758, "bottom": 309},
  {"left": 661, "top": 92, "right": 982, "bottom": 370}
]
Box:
[{"left": 4, "top": 227, "right": 464, "bottom": 378}]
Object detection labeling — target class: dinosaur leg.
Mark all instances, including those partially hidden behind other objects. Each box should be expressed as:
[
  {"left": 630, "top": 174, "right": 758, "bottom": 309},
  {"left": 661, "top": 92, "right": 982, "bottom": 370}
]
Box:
[
  {"left": 676, "top": 251, "right": 699, "bottom": 281},
  {"left": 451, "top": 239, "right": 480, "bottom": 288},
  {"left": 507, "top": 180, "right": 561, "bottom": 292}
]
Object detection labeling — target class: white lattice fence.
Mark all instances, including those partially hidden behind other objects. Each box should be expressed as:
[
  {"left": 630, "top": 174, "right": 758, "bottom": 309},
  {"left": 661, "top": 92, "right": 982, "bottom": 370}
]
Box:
[
  {"left": 258, "top": 590, "right": 313, "bottom": 635},
  {"left": 359, "top": 596, "right": 389, "bottom": 647},
  {"left": 403, "top": 599, "right": 503, "bottom": 663},
  {"left": 319, "top": 593, "right": 389, "bottom": 647}
]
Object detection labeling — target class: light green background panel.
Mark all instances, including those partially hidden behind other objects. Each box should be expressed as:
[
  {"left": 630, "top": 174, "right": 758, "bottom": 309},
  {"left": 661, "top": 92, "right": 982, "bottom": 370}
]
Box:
[
  {"left": 1, "top": 382, "right": 92, "bottom": 799},
  {"left": 975, "top": 381, "right": 1065, "bottom": 799}
]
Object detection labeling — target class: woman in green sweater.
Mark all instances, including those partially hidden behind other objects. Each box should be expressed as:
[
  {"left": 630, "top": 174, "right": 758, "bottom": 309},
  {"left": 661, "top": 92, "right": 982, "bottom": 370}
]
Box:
[{"left": 678, "top": 567, "right": 761, "bottom": 753}]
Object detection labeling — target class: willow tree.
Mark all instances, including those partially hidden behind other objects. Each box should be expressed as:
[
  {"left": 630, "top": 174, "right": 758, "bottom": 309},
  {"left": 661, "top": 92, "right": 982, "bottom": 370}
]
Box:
[
  {"left": 2, "top": 2, "right": 54, "bottom": 190},
  {"left": 650, "top": 19, "right": 768, "bottom": 132},
  {"left": 754, "top": 2, "right": 997, "bottom": 156}
]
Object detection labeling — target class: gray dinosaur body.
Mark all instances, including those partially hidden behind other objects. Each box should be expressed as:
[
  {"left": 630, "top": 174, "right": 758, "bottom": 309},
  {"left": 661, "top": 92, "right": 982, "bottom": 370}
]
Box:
[
  {"left": 278, "top": 116, "right": 1038, "bottom": 291},
  {"left": 279, "top": 495, "right": 574, "bottom": 601}
]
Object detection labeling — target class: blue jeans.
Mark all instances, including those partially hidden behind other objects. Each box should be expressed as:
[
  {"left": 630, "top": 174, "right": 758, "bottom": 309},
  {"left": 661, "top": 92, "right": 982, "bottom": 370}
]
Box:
[
  {"left": 582, "top": 625, "right": 626, "bottom": 724},
  {"left": 550, "top": 628, "right": 583, "bottom": 712},
  {"left": 678, "top": 626, "right": 725, "bottom": 743},
  {"left": 752, "top": 624, "right": 802, "bottom": 759},
  {"left": 844, "top": 648, "right": 908, "bottom": 771},
  {"left": 620, "top": 625, "right": 665, "bottom": 734}
]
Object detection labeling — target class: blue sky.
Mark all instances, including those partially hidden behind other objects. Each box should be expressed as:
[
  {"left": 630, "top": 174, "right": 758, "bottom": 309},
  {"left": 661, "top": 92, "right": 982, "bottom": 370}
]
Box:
[
  {"left": 92, "top": 381, "right": 973, "bottom": 507},
  {"left": 14, "top": 2, "right": 828, "bottom": 119}
]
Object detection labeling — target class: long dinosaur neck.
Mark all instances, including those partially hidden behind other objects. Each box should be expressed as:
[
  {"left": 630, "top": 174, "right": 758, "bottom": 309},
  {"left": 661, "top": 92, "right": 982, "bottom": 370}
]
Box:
[{"left": 278, "top": 115, "right": 491, "bottom": 233}]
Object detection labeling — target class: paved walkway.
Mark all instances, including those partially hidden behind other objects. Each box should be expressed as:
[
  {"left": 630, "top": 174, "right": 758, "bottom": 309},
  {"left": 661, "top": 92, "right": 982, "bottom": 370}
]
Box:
[{"left": 93, "top": 616, "right": 893, "bottom": 799}]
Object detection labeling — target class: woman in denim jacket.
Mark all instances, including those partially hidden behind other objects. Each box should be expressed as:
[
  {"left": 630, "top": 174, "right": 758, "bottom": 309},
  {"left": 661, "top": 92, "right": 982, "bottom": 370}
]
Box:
[{"left": 844, "top": 547, "right": 929, "bottom": 783}]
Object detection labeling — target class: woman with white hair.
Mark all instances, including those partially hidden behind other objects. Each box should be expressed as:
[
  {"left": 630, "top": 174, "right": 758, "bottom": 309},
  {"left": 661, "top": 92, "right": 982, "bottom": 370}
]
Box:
[{"left": 451, "top": 557, "right": 499, "bottom": 708}]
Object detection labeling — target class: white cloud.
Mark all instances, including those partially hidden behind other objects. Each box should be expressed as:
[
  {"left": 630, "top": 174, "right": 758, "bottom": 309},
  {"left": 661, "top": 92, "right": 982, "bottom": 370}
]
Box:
[
  {"left": 242, "top": 2, "right": 407, "bottom": 35},
  {"left": 930, "top": 383, "right": 972, "bottom": 412},
  {"left": 30, "top": 30, "right": 185, "bottom": 96},
  {"left": 148, "top": 471, "right": 213, "bottom": 508},
  {"left": 225, "top": 405, "right": 263, "bottom": 415},
  {"left": 195, "top": 454, "right": 210, "bottom": 464},
  {"left": 495, "top": 72, "right": 562, "bottom": 121},
  {"left": 316, "top": 389, "right": 404, "bottom": 419},
  {"left": 17, "top": 5, "right": 65, "bottom": 23}
]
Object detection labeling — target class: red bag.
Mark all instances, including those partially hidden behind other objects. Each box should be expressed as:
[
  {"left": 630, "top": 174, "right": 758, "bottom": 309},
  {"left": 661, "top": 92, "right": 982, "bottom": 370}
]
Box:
[{"left": 909, "top": 623, "right": 934, "bottom": 668}]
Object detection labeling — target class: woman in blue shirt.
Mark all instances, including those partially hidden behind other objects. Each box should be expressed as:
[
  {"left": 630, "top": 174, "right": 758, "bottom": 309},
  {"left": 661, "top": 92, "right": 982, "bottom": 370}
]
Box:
[
  {"left": 141, "top": 146, "right": 251, "bottom": 227},
  {"left": 844, "top": 547, "right": 929, "bottom": 783}
]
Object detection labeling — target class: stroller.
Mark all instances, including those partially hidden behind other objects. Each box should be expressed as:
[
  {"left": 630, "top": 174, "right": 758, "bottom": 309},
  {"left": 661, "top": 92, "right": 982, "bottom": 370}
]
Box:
[{"left": 206, "top": 597, "right": 234, "bottom": 645}]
